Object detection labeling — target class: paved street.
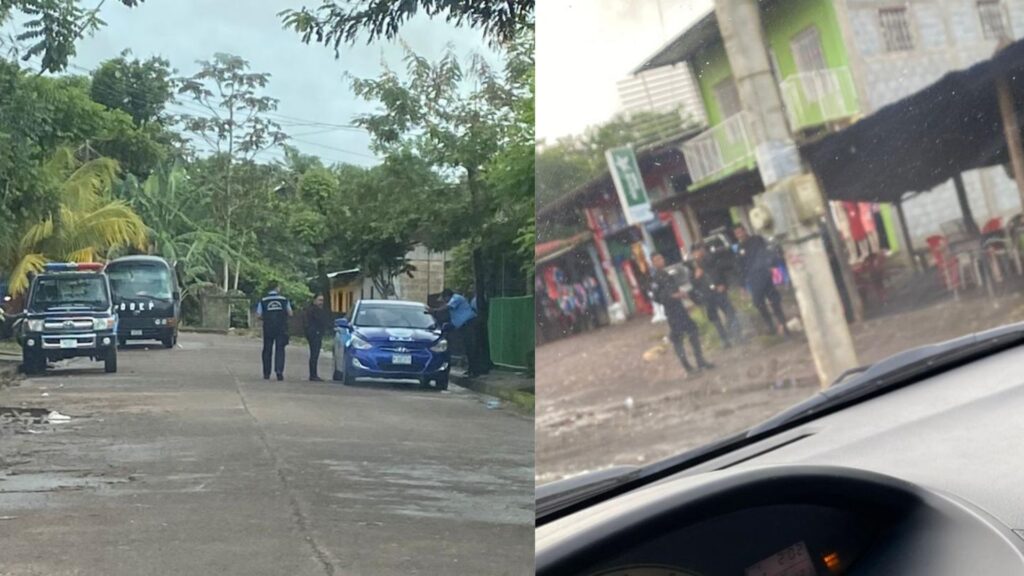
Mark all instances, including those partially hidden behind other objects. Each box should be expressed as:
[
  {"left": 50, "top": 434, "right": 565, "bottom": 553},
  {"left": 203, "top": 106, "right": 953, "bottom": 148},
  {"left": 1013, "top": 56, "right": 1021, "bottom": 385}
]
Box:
[{"left": 0, "top": 333, "right": 533, "bottom": 576}]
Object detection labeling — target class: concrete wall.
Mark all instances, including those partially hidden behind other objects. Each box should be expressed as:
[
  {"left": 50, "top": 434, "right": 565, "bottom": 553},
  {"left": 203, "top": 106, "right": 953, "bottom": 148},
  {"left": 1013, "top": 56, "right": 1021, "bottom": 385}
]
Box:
[
  {"left": 763, "top": 0, "right": 852, "bottom": 77},
  {"left": 394, "top": 248, "right": 446, "bottom": 304},
  {"left": 842, "top": 0, "right": 1024, "bottom": 243},
  {"left": 692, "top": 40, "right": 734, "bottom": 126},
  {"left": 691, "top": 0, "right": 853, "bottom": 126}
]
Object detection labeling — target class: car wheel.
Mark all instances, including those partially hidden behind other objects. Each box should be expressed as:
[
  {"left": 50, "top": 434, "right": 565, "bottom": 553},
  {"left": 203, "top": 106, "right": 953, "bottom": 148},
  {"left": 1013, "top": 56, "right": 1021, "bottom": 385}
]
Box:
[
  {"left": 118, "top": 337, "right": 127, "bottom": 348},
  {"left": 104, "top": 347, "right": 118, "bottom": 373},
  {"left": 342, "top": 359, "right": 355, "bottom": 386},
  {"left": 333, "top": 369, "right": 343, "bottom": 382},
  {"left": 161, "top": 334, "right": 174, "bottom": 349},
  {"left": 22, "top": 350, "right": 44, "bottom": 375},
  {"left": 434, "top": 374, "right": 449, "bottom": 392}
]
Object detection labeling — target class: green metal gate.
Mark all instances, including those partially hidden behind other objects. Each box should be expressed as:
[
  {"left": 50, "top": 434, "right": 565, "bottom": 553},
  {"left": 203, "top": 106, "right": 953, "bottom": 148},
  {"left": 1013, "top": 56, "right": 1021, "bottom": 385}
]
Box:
[{"left": 487, "top": 296, "right": 534, "bottom": 371}]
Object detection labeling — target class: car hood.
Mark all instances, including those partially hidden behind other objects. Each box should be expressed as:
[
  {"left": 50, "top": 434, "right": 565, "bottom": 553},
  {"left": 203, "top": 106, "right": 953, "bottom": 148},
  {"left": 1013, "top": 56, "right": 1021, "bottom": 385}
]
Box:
[
  {"left": 353, "top": 326, "right": 442, "bottom": 344},
  {"left": 27, "top": 308, "right": 111, "bottom": 318}
]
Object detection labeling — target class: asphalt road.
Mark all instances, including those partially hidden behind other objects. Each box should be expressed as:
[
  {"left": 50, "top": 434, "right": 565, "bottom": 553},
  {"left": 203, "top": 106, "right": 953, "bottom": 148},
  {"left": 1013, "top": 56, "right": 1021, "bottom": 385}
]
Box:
[{"left": 0, "top": 332, "right": 533, "bottom": 575}]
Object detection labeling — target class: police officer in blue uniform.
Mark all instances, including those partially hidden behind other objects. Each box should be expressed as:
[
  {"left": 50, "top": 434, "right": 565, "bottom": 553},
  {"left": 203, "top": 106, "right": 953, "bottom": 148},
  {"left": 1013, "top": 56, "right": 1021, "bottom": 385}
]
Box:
[{"left": 256, "top": 282, "right": 293, "bottom": 380}]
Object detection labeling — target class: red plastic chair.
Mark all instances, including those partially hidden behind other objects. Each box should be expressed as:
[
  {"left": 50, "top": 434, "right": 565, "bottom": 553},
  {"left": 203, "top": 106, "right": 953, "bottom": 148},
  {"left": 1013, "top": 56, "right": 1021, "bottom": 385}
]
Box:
[
  {"left": 982, "top": 217, "right": 1003, "bottom": 235},
  {"left": 926, "top": 235, "right": 960, "bottom": 290}
]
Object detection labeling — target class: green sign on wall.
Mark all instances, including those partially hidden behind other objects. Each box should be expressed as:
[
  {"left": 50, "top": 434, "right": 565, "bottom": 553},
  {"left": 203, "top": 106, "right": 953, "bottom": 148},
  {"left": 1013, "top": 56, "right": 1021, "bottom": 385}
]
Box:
[{"left": 606, "top": 146, "right": 654, "bottom": 225}]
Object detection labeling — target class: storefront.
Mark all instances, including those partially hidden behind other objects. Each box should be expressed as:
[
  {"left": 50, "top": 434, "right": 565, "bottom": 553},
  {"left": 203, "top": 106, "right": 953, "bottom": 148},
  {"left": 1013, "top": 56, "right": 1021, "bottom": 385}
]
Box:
[{"left": 535, "top": 234, "right": 609, "bottom": 344}]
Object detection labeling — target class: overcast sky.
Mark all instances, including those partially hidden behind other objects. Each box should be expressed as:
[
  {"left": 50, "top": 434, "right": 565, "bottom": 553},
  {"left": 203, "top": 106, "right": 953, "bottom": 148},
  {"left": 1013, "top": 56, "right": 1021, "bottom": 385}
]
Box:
[
  {"left": 14, "top": 0, "right": 496, "bottom": 167},
  {"left": 536, "top": 0, "right": 710, "bottom": 142}
]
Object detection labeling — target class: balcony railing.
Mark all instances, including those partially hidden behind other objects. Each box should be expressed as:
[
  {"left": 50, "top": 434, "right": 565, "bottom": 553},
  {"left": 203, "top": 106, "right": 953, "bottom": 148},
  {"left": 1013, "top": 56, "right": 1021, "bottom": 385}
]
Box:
[
  {"left": 681, "top": 111, "right": 756, "bottom": 186},
  {"left": 780, "top": 67, "right": 859, "bottom": 132}
]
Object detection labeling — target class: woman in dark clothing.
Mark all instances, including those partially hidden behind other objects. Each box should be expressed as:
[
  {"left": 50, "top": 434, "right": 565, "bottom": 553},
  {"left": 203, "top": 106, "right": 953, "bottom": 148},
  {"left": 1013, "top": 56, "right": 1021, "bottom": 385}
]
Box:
[{"left": 304, "top": 294, "right": 333, "bottom": 381}]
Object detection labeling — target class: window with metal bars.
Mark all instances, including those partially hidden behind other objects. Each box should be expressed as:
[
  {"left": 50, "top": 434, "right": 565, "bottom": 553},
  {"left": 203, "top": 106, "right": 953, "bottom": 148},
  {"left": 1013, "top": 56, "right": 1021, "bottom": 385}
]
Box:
[
  {"left": 977, "top": 0, "right": 1009, "bottom": 40},
  {"left": 879, "top": 7, "right": 914, "bottom": 52}
]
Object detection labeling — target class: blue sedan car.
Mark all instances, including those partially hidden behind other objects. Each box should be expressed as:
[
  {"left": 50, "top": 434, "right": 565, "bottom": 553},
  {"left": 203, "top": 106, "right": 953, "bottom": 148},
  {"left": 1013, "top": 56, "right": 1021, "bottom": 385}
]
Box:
[{"left": 332, "top": 299, "right": 451, "bottom": 390}]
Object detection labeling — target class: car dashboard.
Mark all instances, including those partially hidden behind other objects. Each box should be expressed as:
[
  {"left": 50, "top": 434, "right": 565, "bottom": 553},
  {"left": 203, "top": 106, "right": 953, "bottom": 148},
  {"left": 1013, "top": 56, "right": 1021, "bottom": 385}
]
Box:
[{"left": 537, "top": 344, "right": 1024, "bottom": 575}]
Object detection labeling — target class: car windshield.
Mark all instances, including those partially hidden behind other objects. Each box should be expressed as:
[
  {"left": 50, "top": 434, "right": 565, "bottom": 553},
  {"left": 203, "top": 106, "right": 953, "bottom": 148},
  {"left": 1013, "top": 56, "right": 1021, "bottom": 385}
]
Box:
[
  {"left": 107, "top": 265, "right": 173, "bottom": 300},
  {"left": 355, "top": 304, "right": 436, "bottom": 329},
  {"left": 535, "top": 1, "right": 1024, "bottom": 486},
  {"left": 30, "top": 275, "right": 109, "bottom": 311}
]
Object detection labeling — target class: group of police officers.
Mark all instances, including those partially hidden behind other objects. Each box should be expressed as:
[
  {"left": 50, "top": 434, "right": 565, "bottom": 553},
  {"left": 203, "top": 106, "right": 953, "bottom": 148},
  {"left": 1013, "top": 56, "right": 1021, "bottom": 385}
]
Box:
[
  {"left": 255, "top": 283, "right": 481, "bottom": 382},
  {"left": 648, "top": 225, "right": 790, "bottom": 379}
]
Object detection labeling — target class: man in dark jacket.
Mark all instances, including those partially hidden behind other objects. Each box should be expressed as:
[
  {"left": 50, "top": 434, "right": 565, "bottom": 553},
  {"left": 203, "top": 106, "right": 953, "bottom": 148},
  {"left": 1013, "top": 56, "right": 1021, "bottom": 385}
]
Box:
[
  {"left": 691, "top": 242, "right": 739, "bottom": 348},
  {"left": 650, "top": 253, "right": 714, "bottom": 377},
  {"left": 256, "top": 282, "right": 293, "bottom": 381},
  {"left": 735, "top": 225, "right": 789, "bottom": 337},
  {"left": 304, "top": 293, "right": 333, "bottom": 381}
]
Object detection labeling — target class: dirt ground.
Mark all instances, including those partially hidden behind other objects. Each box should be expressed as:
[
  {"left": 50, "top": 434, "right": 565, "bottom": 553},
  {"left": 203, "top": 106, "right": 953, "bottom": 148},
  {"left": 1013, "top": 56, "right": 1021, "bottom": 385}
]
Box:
[{"left": 536, "top": 280, "right": 1024, "bottom": 484}]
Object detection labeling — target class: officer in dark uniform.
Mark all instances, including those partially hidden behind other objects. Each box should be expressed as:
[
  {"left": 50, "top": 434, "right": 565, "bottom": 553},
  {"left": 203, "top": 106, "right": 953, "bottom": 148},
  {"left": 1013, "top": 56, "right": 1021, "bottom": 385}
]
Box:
[
  {"left": 256, "top": 282, "right": 293, "bottom": 380},
  {"left": 735, "top": 225, "right": 789, "bottom": 337},
  {"left": 690, "top": 242, "right": 739, "bottom": 348},
  {"left": 650, "top": 253, "right": 714, "bottom": 377}
]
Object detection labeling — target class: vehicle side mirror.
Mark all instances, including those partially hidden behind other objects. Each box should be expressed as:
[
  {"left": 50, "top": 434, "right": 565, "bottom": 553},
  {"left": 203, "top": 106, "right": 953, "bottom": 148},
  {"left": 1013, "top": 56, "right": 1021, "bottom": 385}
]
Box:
[
  {"left": 335, "top": 318, "right": 350, "bottom": 330},
  {"left": 172, "top": 291, "right": 181, "bottom": 301},
  {"left": 441, "top": 322, "right": 453, "bottom": 333}
]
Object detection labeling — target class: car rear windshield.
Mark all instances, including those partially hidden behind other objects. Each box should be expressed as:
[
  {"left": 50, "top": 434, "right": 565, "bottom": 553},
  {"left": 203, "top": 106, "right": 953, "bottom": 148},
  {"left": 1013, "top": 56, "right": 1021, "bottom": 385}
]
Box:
[
  {"left": 355, "top": 304, "right": 435, "bottom": 329},
  {"left": 30, "top": 275, "right": 109, "bottom": 311}
]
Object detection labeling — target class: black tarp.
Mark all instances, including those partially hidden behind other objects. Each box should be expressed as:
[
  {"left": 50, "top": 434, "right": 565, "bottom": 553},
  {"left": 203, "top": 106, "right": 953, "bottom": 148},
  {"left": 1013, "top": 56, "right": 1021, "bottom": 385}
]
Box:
[{"left": 801, "top": 38, "right": 1024, "bottom": 203}]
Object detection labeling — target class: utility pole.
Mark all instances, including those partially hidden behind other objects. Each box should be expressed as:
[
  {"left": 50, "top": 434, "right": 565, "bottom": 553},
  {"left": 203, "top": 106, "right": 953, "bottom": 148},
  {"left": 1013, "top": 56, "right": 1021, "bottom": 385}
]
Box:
[
  {"left": 995, "top": 39, "right": 1024, "bottom": 208},
  {"left": 715, "top": 0, "right": 858, "bottom": 387}
]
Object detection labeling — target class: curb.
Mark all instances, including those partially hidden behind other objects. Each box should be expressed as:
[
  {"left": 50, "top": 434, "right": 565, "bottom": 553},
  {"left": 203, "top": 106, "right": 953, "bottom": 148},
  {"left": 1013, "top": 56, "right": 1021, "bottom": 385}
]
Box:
[
  {"left": 178, "top": 327, "right": 230, "bottom": 335},
  {"left": 450, "top": 372, "right": 535, "bottom": 415}
]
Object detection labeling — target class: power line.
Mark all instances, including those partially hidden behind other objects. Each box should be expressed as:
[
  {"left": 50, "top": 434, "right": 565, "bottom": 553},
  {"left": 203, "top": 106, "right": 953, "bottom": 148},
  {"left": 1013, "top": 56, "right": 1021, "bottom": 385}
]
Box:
[
  {"left": 288, "top": 137, "right": 379, "bottom": 160},
  {"left": 14, "top": 53, "right": 381, "bottom": 162},
  {"left": 21, "top": 53, "right": 371, "bottom": 135}
]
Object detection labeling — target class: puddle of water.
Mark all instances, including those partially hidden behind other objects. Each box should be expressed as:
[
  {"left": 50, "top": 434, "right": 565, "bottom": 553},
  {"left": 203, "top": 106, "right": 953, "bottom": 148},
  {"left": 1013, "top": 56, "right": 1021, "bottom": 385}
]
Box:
[
  {"left": 0, "top": 472, "right": 127, "bottom": 493},
  {"left": 323, "top": 459, "right": 534, "bottom": 525}
]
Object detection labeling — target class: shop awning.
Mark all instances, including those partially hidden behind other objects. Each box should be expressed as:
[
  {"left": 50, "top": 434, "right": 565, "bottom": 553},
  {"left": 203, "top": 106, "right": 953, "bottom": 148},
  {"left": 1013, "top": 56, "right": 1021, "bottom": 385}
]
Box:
[
  {"left": 536, "top": 232, "right": 593, "bottom": 266},
  {"left": 801, "top": 38, "right": 1024, "bottom": 203},
  {"left": 651, "top": 167, "right": 762, "bottom": 214}
]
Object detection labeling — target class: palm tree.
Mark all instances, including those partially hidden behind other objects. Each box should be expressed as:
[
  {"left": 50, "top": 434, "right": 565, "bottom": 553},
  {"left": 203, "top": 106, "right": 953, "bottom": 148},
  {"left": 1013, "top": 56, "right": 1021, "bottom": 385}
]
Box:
[
  {"left": 116, "top": 161, "right": 238, "bottom": 300},
  {"left": 5, "top": 149, "right": 148, "bottom": 295}
]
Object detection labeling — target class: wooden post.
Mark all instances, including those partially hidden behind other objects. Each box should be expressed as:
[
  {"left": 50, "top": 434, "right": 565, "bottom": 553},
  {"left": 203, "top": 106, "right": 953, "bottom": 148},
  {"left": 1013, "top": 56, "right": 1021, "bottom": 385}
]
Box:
[
  {"left": 952, "top": 173, "right": 981, "bottom": 237},
  {"left": 996, "top": 40, "right": 1024, "bottom": 209},
  {"left": 997, "top": 75, "right": 1024, "bottom": 206},
  {"left": 895, "top": 196, "right": 919, "bottom": 273}
]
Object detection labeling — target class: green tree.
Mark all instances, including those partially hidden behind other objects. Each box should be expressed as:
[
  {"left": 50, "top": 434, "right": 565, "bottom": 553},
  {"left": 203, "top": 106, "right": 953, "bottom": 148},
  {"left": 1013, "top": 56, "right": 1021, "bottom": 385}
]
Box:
[
  {"left": 332, "top": 153, "right": 446, "bottom": 298},
  {"left": 6, "top": 148, "right": 148, "bottom": 294},
  {"left": 290, "top": 165, "right": 337, "bottom": 297},
  {"left": 482, "top": 29, "right": 534, "bottom": 288},
  {"left": 116, "top": 161, "right": 235, "bottom": 301},
  {"left": 280, "top": 0, "right": 533, "bottom": 52},
  {"left": 1, "top": 0, "right": 145, "bottom": 74},
  {"left": 348, "top": 45, "right": 516, "bottom": 304},
  {"left": 176, "top": 53, "right": 287, "bottom": 291},
  {"left": 0, "top": 59, "right": 163, "bottom": 272},
  {"left": 91, "top": 49, "right": 174, "bottom": 126}
]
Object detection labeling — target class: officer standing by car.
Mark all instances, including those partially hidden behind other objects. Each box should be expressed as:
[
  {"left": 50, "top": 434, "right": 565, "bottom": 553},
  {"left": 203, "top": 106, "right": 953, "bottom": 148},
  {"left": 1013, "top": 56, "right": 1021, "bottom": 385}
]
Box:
[
  {"left": 650, "top": 253, "right": 714, "bottom": 377},
  {"left": 303, "top": 293, "right": 332, "bottom": 382},
  {"left": 256, "top": 281, "right": 293, "bottom": 381},
  {"left": 432, "top": 288, "right": 483, "bottom": 378},
  {"left": 690, "top": 242, "right": 739, "bottom": 348},
  {"left": 735, "top": 225, "right": 790, "bottom": 337}
]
